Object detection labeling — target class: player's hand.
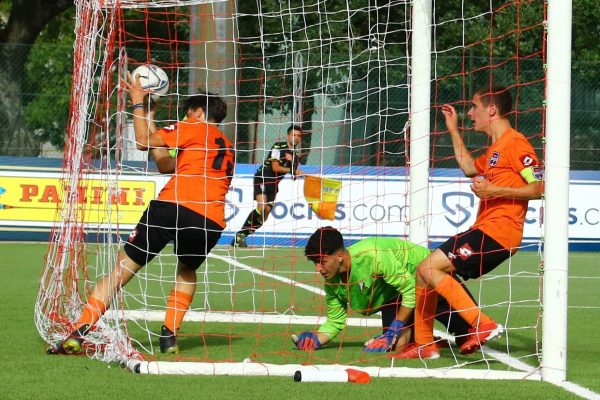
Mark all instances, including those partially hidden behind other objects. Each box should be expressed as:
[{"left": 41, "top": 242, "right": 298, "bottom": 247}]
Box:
[
  {"left": 470, "top": 176, "right": 498, "bottom": 199},
  {"left": 121, "top": 72, "right": 151, "bottom": 104},
  {"left": 291, "top": 331, "right": 322, "bottom": 351},
  {"left": 364, "top": 320, "right": 404, "bottom": 353},
  {"left": 441, "top": 104, "right": 459, "bottom": 134}
]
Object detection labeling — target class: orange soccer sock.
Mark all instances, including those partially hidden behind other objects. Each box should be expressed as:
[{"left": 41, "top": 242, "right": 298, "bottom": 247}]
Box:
[
  {"left": 414, "top": 287, "right": 438, "bottom": 345},
  {"left": 435, "top": 274, "right": 493, "bottom": 327},
  {"left": 164, "top": 290, "right": 194, "bottom": 333},
  {"left": 75, "top": 296, "right": 107, "bottom": 329}
]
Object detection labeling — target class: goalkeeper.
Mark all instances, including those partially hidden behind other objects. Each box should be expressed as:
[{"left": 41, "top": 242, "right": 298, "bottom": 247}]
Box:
[
  {"left": 293, "top": 226, "right": 473, "bottom": 354},
  {"left": 231, "top": 125, "right": 304, "bottom": 247}
]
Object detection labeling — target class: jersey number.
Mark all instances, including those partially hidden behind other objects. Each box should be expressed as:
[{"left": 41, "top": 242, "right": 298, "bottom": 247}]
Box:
[{"left": 212, "top": 137, "right": 234, "bottom": 177}]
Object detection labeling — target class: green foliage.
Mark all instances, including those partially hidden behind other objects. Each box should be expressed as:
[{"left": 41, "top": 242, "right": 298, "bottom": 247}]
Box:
[
  {"left": 236, "top": 0, "right": 409, "bottom": 121},
  {"left": 9, "top": 1, "right": 600, "bottom": 167},
  {"left": 572, "top": 0, "right": 600, "bottom": 80},
  {"left": 0, "top": 2, "right": 10, "bottom": 32},
  {"left": 23, "top": 9, "right": 75, "bottom": 149}
]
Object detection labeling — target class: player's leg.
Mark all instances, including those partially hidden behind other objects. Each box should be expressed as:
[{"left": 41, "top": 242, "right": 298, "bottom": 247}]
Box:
[
  {"left": 50, "top": 254, "right": 144, "bottom": 355},
  {"left": 233, "top": 176, "right": 276, "bottom": 246},
  {"left": 433, "top": 276, "right": 474, "bottom": 348},
  {"left": 161, "top": 209, "right": 223, "bottom": 353},
  {"left": 160, "top": 260, "right": 196, "bottom": 354},
  {"left": 233, "top": 175, "right": 267, "bottom": 246},
  {"left": 233, "top": 194, "right": 267, "bottom": 247},
  {"left": 48, "top": 201, "right": 172, "bottom": 355},
  {"left": 425, "top": 229, "right": 509, "bottom": 354},
  {"left": 392, "top": 269, "right": 441, "bottom": 359}
]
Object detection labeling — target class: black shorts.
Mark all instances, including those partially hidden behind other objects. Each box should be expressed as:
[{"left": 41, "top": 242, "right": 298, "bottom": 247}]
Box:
[
  {"left": 253, "top": 174, "right": 281, "bottom": 203},
  {"left": 124, "top": 200, "right": 223, "bottom": 270},
  {"left": 438, "top": 228, "right": 511, "bottom": 280}
]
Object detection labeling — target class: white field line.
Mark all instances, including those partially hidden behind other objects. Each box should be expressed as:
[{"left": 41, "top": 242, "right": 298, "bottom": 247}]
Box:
[
  {"left": 209, "top": 253, "right": 325, "bottom": 296},
  {"left": 121, "top": 254, "right": 600, "bottom": 395},
  {"left": 212, "top": 254, "right": 540, "bottom": 376},
  {"left": 207, "top": 256, "right": 600, "bottom": 398}
]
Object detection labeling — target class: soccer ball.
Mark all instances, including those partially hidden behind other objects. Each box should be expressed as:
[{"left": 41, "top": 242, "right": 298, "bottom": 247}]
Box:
[{"left": 131, "top": 64, "right": 169, "bottom": 96}]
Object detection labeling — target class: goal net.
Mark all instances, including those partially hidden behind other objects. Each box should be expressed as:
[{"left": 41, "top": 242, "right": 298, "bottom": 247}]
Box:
[{"left": 35, "top": 0, "right": 546, "bottom": 379}]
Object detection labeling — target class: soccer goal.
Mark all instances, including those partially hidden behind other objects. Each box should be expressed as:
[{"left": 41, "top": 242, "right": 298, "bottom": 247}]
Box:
[{"left": 35, "top": 0, "right": 570, "bottom": 383}]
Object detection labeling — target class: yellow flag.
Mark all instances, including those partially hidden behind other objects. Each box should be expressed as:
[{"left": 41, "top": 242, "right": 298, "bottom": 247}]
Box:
[{"left": 303, "top": 175, "right": 342, "bottom": 220}]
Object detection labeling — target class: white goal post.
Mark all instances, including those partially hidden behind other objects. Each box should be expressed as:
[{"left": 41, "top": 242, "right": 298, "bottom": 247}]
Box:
[
  {"left": 34, "top": 0, "right": 570, "bottom": 383},
  {"left": 542, "top": 0, "right": 572, "bottom": 384}
]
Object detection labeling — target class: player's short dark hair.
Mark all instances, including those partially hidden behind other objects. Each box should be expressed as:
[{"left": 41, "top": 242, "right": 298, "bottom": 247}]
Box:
[
  {"left": 305, "top": 226, "right": 344, "bottom": 264},
  {"left": 473, "top": 86, "right": 512, "bottom": 117},
  {"left": 184, "top": 90, "right": 227, "bottom": 123},
  {"left": 287, "top": 125, "right": 303, "bottom": 134}
]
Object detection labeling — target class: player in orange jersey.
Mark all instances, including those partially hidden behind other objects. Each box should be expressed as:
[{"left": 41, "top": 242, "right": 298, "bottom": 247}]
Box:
[
  {"left": 395, "top": 86, "right": 544, "bottom": 359},
  {"left": 48, "top": 74, "right": 234, "bottom": 356}
]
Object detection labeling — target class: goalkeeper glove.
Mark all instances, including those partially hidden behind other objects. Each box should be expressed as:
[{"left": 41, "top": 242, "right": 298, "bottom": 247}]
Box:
[
  {"left": 291, "top": 331, "right": 322, "bottom": 351},
  {"left": 364, "top": 319, "right": 404, "bottom": 353}
]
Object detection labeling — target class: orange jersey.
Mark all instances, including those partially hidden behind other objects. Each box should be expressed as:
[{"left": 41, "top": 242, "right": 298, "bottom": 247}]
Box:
[
  {"left": 472, "top": 128, "right": 540, "bottom": 249},
  {"left": 156, "top": 118, "right": 234, "bottom": 228}
]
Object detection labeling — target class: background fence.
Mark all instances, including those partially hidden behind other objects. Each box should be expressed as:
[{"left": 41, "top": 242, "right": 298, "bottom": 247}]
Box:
[{"left": 2, "top": 43, "right": 599, "bottom": 170}]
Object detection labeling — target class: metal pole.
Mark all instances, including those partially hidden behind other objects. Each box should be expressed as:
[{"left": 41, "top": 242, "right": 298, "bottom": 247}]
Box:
[
  {"left": 542, "top": 0, "right": 572, "bottom": 383},
  {"left": 409, "top": 0, "right": 432, "bottom": 246}
]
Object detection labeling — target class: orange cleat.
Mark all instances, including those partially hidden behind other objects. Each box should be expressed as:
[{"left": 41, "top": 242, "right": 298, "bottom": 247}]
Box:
[
  {"left": 389, "top": 343, "right": 440, "bottom": 360},
  {"left": 459, "top": 322, "right": 504, "bottom": 355}
]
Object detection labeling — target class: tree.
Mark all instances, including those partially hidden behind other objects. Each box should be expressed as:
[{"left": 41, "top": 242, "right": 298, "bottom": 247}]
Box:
[
  {"left": 236, "top": 0, "right": 409, "bottom": 165},
  {"left": 0, "top": 0, "right": 73, "bottom": 156}
]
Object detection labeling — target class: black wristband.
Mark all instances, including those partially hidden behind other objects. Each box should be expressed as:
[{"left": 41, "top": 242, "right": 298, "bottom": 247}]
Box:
[{"left": 131, "top": 102, "right": 144, "bottom": 110}]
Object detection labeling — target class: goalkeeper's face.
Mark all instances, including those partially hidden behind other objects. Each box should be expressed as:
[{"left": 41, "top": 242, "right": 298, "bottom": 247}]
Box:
[{"left": 313, "top": 252, "right": 343, "bottom": 280}]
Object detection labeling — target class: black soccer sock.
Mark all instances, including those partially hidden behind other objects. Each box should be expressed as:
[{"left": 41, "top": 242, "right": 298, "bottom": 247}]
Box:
[{"left": 238, "top": 208, "right": 264, "bottom": 236}]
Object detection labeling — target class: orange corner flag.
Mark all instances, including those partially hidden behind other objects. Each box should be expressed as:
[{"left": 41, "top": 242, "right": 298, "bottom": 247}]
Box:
[{"left": 303, "top": 175, "right": 342, "bottom": 220}]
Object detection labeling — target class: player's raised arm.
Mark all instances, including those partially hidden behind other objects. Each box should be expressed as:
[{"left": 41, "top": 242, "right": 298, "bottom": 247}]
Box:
[
  {"left": 121, "top": 73, "right": 167, "bottom": 151},
  {"left": 442, "top": 104, "right": 478, "bottom": 177}
]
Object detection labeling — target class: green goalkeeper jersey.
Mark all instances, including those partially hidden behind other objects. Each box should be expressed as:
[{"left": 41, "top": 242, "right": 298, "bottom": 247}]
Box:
[{"left": 317, "top": 237, "right": 430, "bottom": 339}]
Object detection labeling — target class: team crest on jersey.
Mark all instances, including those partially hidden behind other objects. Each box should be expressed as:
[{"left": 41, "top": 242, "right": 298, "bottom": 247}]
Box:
[
  {"left": 128, "top": 228, "right": 138, "bottom": 242},
  {"left": 489, "top": 151, "right": 500, "bottom": 167},
  {"left": 532, "top": 165, "right": 544, "bottom": 180},
  {"left": 456, "top": 243, "right": 474, "bottom": 261},
  {"left": 520, "top": 154, "right": 535, "bottom": 167}
]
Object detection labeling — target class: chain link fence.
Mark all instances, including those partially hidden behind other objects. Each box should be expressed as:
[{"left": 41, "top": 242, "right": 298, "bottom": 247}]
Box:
[{"left": 2, "top": 43, "right": 599, "bottom": 170}]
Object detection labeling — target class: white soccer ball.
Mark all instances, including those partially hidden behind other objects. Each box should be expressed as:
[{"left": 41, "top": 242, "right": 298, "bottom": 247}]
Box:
[{"left": 131, "top": 64, "right": 169, "bottom": 96}]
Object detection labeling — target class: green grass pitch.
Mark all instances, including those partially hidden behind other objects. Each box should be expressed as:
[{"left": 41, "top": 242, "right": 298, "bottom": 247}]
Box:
[{"left": 0, "top": 243, "right": 598, "bottom": 399}]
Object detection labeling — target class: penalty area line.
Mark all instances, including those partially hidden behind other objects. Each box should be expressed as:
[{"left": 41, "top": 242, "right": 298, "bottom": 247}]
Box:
[
  {"left": 212, "top": 254, "right": 545, "bottom": 378},
  {"left": 210, "top": 253, "right": 325, "bottom": 296},
  {"left": 131, "top": 253, "right": 600, "bottom": 395}
]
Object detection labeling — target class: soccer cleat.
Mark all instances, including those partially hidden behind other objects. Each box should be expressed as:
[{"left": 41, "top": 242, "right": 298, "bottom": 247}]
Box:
[
  {"left": 231, "top": 233, "right": 247, "bottom": 248},
  {"left": 47, "top": 324, "right": 89, "bottom": 355},
  {"left": 459, "top": 322, "right": 504, "bottom": 355},
  {"left": 433, "top": 335, "right": 468, "bottom": 349},
  {"left": 159, "top": 325, "right": 179, "bottom": 354},
  {"left": 389, "top": 343, "right": 440, "bottom": 360},
  {"left": 433, "top": 336, "right": 451, "bottom": 349},
  {"left": 62, "top": 337, "right": 83, "bottom": 355}
]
